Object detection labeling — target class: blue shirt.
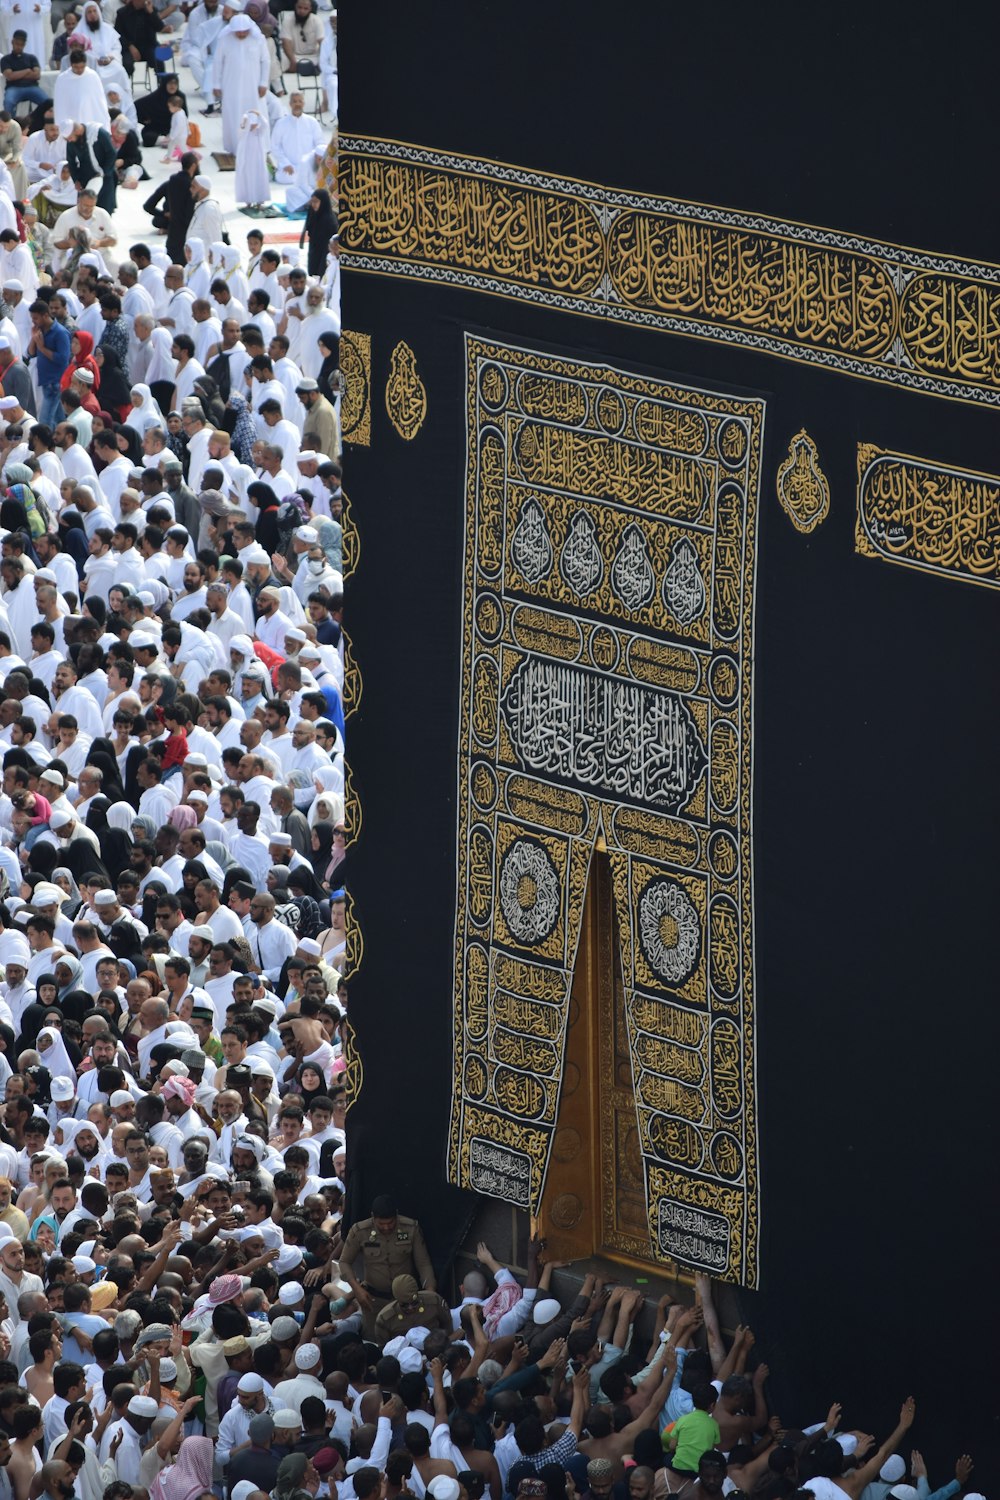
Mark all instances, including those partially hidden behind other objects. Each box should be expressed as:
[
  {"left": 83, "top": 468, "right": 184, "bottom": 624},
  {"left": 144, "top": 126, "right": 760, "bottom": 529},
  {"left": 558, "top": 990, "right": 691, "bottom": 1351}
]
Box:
[
  {"left": 60, "top": 1310, "right": 108, "bottom": 1364},
  {"left": 32, "top": 318, "right": 70, "bottom": 387}
]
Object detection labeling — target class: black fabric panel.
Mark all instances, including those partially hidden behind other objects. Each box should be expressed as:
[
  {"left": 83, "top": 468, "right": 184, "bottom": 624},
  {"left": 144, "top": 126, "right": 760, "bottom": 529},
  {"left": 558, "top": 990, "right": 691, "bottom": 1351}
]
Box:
[{"left": 341, "top": 3, "right": 996, "bottom": 1479}]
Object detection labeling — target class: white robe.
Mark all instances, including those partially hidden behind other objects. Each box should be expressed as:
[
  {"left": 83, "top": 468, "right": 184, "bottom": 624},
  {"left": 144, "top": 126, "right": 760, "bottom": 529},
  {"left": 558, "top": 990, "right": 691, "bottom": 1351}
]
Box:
[
  {"left": 214, "top": 20, "right": 270, "bottom": 155},
  {"left": 297, "top": 306, "right": 340, "bottom": 379},
  {"left": 269, "top": 111, "right": 324, "bottom": 212},
  {"left": 2, "top": 0, "right": 50, "bottom": 58},
  {"left": 232, "top": 108, "right": 268, "bottom": 207},
  {"left": 53, "top": 67, "right": 111, "bottom": 129}
]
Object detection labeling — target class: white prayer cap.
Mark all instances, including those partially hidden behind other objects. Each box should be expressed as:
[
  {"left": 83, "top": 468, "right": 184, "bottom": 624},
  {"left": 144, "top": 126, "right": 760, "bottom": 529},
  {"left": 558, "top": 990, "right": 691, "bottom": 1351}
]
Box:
[
  {"left": 248, "top": 1058, "right": 274, "bottom": 1077},
  {"left": 284, "top": 628, "right": 306, "bottom": 644},
  {"left": 187, "top": 790, "right": 209, "bottom": 804},
  {"left": 273, "top": 1245, "right": 302, "bottom": 1275},
  {"left": 50, "top": 809, "right": 74, "bottom": 830},
  {"left": 269, "top": 832, "right": 292, "bottom": 848},
  {"left": 277, "top": 1281, "right": 304, "bottom": 1305},
  {"left": 194, "top": 175, "right": 211, "bottom": 190},
  {"left": 294, "top": 1343, "right": 320, "bottom": 1370},
  {"left": 297, "top": 938, "right": 322, "bottom": 956},
  {"left": 293, "top": 526, "right": 318, "bottom": 542},
  {"left": 60, "top": 120, "right": 76, "bottom": 139},
  {"left": 298, "top": 645, "right": 322, "bottom": 662},
  {"left": 273, "top": 1410, "right": 300, "bottom": 1429},
  {"left": 427, "top": 1481, "right": 460, "bottom": 1500},
  {"left": 0, "top": 397, "right": 19, "bottom": 411},
  {"left": 40, "top": 769, "right": 64, "bottom": 789},
  {"left": 835, "top": 1435, "right": 858, "bottom": 1455},
  {"left": 296, "top": 452, "right": 329, "bottom": 466},
  {"left": 158, "top": 1358, "right": 178, "bottom": 1382},
  {"left": 128, "top": 1396, "right": 159, "bottom": 1418},
  {"left": 185, "top": 753, "right": 209, "bottom": 767},
  {"left": 74, "top": 368, "right": 95, "bottom": 384},
  {"left": 406, "top": 1325, "right": 430, "bottom": 1351},
  {"left": 533, "top": 1297, "right": 561, "bottom": 1324},
  {"left": 110, "top": 1090, "right": 133, "bottom": 1107},
  {"left": 397, "top": 1347, "right": 423, "bottom": 1374},
  {"left": 0, "top": 280, "right": 22, "bottom": 293},
  {"left": 236, "top": 1373, "right": 264, "bottom": 1393},
  {"left": 383, "top": 1337, "right": 406, "bottom": 1360},
  {"left": 131, "top": 632, "right": 158, "bottom": 648},
  {"left": 242, "top": 545, "right": 270, "bottom": 566},
  {"left": 51, "top": 1078, "right": 76, "bottom": 1102},
  {"left": 72, "top": 1255, "right": 96, "bottom": 1274},
  {"left": 35, "top": 568, "right": 59, "bottom": 583},
  {"left": 879, "top": 1460, "right": 906, "bottom": 1483},
  {"left": 888, "top": 1489, "right": 919, "bottom": 1500},
  {"left": 94, "top": 889, "right": 118, "bottom": 906}
]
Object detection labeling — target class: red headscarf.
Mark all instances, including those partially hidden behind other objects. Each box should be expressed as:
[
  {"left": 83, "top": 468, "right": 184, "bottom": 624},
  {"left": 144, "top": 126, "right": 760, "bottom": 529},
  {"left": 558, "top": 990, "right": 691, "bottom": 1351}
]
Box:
[{"left": 60, "top": 329, "right": 101, "bottom": 392}]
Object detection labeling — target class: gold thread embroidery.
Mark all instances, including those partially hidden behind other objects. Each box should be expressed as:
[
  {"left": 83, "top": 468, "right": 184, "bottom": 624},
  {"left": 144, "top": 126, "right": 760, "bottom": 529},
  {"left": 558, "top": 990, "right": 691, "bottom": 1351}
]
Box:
[
  {"left": 776, "top": 430, "right": 830, "bottom": 533},
  {"left": 449, "top": 336, "right": 762, "bottom": 1287},
  {"left": 340, "top": 330, "right": 372, "bottom": 446},
  {"left": 385, "top": 340, "right": 427, "bottom": 440},
  {"left": 341, "top": 137, "right": 1000, "bottom": 410},
  {"left": 856, "top": 443, "right": 1000, "bottom": 588}
]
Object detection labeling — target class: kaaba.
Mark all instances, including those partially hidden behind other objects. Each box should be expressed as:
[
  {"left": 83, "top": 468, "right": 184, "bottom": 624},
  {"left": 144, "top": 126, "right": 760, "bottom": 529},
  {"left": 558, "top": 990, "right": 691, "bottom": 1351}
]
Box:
[{"left": 338, "top": 2, "right": 996, "bottom": 1478}]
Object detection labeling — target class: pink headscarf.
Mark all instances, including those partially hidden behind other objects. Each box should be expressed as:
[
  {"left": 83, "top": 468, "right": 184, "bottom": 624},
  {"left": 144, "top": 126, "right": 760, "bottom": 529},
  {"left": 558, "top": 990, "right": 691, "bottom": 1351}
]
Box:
[
  {"left": 207, "top": 1273, "right": 243, "bottom": 1306},
  {"left": 168, "top": 805, "right": 198, "bottom": 833},
  {"left": 150, "top": 1436, "right": 214, "bottom": 1500},
  {"left": 162, "top": 1075, "right": 196, "bottom": 1107}
]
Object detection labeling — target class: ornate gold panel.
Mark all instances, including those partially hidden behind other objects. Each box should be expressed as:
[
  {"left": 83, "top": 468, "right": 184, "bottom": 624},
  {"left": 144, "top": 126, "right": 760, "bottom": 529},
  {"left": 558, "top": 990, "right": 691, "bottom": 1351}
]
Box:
[
  {"left": 449, "top": 336, "right": 762, "bottom": 1287},
  {"left": 856, "top": 443, "right": 1000, "bottom": 589},
  {"left": 342, "top": 137, "right": 1000, "bottom": 410}
]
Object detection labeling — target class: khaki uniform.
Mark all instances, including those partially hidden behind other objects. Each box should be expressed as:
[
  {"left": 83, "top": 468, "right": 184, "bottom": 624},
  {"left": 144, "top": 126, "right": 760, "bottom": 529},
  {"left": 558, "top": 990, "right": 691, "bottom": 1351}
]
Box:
[
  {"left": 374, "top": 1289, "right": 452, "bottom": 1349},
  {"left": 340, "top": 1214, "right": 435, "bottom": 1334}
]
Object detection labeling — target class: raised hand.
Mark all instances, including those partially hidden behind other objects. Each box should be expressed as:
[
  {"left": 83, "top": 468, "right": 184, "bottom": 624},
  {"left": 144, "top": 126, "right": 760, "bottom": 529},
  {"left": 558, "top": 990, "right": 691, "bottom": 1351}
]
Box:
[{"left": 955, "top": 1456, "right": 973, "bottom": 1484}]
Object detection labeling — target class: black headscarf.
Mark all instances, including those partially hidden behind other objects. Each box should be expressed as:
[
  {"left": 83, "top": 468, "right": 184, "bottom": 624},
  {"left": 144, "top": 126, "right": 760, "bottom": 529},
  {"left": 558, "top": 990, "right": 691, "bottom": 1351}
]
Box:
[
  {"left": 301, "top": 189, "right": 337, "bottom": 278},
  {"left": 317, "top": 334, "right": 338, "bottom": 403},
  {"left": 115, "top": 423, "right": 143, "bottom": 466},
  {"left": 250, "top": 482, "right": 282, "bottom": 553},
  {"left": 57, "top": 509, "right": 89, "bottom": 578},
  {"left": 85, "top": 741, "right": 127, "bottom": 804},
  {"left": 96, "top": 347, "right": 132, "bottom": 411},
  {"left": 86, "top": 794, "right": 131, "bottom": 874}
]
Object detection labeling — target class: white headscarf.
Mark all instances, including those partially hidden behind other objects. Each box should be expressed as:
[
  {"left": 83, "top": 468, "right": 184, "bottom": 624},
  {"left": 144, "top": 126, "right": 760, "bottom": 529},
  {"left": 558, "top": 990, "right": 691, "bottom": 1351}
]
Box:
[
  {"left": 185, "top": 239, "right": 211, "bottom": 300},
  {"left": 36, "top": 1026, "right": 76, "bottom": 1085},
  {"left": 145, "top": 329, "right": 177, "bottom": 387},
  {"left": 125, "top": 383, "right": 163, "bottom": 432},
  {"left": 107, "top": 802, "right": 136, "bottom": 841}
]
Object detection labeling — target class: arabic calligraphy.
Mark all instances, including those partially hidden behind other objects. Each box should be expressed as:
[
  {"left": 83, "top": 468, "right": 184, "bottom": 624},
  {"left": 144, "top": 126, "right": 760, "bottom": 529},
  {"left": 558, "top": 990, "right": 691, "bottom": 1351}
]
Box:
[
  {"left": 501, "top": 657, "right": 707, "bottom": 813},
  {"left": 856, "top": 444, "right": 1000, "bottom": 588},
  {"left": 776, "top": 430, "right": 830, "bottom": 533},
  {"left": 451, "top": 337, "right": 762, "bottom": 1287},
  {"left": 385, "top": 340, "right": 427, "bottom": 440},
  {"left": 341, "top": 138, "right": 1000, "bottom": 407},
  {"left": 339, "top": 331, "right": 371, "bottom": 447}
]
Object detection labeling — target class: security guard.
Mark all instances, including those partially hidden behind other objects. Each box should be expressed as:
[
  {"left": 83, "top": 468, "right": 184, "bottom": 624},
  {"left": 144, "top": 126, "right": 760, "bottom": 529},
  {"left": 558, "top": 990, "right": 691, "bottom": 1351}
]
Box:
[
  {"left": 373, "top": 1274, "right": 453, "bottom": 1347},
  {"left": 339, "top": 1194, "right": 435, "bottom": 1333}
]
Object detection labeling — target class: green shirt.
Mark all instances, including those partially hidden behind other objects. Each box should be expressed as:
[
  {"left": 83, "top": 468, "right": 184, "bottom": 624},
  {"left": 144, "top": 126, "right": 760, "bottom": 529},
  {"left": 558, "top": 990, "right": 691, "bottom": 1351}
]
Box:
[{"left": 667, "top": 1407, "right": 721, "bottom": 1471}]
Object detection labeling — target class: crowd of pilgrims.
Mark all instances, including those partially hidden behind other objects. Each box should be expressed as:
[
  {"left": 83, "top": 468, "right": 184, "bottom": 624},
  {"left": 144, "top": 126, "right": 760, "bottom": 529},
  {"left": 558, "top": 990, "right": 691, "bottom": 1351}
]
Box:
[{"left": 0, "top": 17, "right": 979, "bottom": 1500}]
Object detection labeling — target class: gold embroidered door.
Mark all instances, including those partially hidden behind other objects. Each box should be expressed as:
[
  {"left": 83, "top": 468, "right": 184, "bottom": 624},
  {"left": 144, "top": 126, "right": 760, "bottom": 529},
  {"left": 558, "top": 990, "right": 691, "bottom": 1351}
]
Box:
[{"left": 539, "top": 853, "right": 653, "bottom": 1266}]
